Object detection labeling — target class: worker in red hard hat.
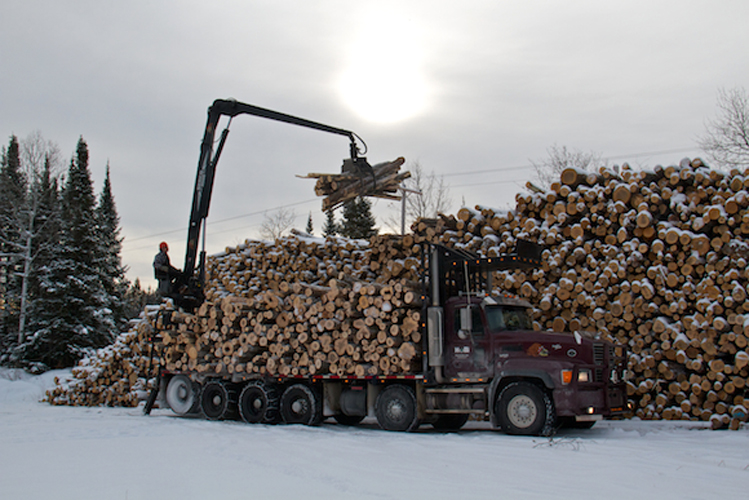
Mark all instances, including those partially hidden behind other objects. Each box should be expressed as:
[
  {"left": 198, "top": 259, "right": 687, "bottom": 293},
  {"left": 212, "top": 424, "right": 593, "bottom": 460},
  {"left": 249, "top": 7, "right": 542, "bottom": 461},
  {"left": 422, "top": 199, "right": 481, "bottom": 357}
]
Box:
[{"left": 153, "top": 241, "right": 181, "bottom": 296}]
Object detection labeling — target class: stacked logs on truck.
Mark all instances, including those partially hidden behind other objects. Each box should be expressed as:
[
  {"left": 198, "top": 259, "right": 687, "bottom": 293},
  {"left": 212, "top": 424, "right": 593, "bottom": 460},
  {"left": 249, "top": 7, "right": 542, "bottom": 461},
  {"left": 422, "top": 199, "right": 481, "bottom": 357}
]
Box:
[
  {"left": 408, "top": 158, "right": 749, "bottom": 429},
  {"left": 162, "top": 233, "right": 424, "bottom": 378},
  {"left": 300, "top": 157, "right": 412, "bottom": 211}
]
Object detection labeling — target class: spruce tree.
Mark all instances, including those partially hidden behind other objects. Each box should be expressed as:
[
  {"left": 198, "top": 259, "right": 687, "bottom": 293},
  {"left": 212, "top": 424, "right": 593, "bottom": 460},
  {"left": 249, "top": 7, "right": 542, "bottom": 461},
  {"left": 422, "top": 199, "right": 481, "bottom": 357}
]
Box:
[
  {"left": 122, "top": 278, "right": 160, "bottom": 320},
  {"left": 0, "top": 135, "right": 27, "bottom": 348},
  {"left": 20, "top": 138, "right": 112, "bottom": 368},
  {"left": 306, "top": 212, "right": 314, "bottom": 235},
  {"left": 339, "top": 197, "right": 377, "bottom": 240},
  {"left": 322, "top": 208, "right": 338, "bottom": 237},
  {"left": 96, "top": 163, "right": 129, "bottom": 330}
]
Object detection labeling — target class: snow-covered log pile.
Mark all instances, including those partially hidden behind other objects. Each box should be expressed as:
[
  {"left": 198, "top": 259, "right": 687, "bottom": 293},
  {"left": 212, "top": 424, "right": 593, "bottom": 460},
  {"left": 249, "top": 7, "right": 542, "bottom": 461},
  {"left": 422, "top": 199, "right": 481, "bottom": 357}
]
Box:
[
  {"left": 46, "top": 307, "right": 162, "bottom": 406},
  {"left": 47, "top": 233, "right": 425, "bottom": 406},
  {"left": 412, "top": 158, "right": 748, "bottom": 429}
]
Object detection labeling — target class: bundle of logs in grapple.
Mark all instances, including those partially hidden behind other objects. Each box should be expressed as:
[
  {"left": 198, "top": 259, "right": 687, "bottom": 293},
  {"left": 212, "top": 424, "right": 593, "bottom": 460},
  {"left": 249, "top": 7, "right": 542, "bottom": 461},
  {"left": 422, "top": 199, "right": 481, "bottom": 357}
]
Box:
[
  {"left": 420, "top": 158, "right": 749, "bottom": 430},
  {"left": 301, "top": 157, "right": 411, "bottom": 211}
]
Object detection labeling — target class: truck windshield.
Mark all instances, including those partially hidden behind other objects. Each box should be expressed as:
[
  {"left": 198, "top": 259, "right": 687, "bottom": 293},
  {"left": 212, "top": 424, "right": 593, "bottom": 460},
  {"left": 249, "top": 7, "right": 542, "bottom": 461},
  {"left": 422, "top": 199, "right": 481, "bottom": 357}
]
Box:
[{"left": 484, "top": 305, "right": 531, "bottom": 331}]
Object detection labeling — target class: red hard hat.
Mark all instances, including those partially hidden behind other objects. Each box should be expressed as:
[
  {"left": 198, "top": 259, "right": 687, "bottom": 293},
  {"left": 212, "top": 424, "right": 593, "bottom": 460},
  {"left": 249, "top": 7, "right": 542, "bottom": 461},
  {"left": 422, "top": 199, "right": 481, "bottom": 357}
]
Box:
[{"left": 159, "top": 241, "right": 169, "bottom": 251}]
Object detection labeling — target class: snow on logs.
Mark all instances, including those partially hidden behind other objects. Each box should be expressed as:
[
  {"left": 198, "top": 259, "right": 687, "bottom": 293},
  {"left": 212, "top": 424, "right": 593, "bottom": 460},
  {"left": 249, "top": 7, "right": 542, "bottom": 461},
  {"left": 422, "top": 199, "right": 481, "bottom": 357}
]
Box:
[{"left": 421, "top": 159, "right": 749, "bottom": 429}]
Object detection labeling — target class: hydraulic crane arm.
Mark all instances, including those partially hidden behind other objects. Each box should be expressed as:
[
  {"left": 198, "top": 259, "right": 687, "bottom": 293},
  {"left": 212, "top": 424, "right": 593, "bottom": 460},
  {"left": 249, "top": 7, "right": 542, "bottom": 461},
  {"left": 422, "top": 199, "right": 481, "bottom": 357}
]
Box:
[{"left": 175, "top": 98, "right": 368, "bottom": 310}]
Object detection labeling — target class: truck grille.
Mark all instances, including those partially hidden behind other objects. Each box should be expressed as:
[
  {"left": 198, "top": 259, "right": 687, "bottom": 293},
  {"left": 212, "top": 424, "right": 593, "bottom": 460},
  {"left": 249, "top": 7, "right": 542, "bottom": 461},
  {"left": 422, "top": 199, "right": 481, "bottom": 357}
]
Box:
[{"left": 593, "top": 343, "right": 605, "bottom": 365}]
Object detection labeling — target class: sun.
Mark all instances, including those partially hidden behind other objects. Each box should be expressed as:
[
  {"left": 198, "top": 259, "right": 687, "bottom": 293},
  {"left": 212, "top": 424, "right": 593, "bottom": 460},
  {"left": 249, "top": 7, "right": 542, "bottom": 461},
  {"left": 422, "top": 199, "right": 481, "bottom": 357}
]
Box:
[{"left": 338, "top": 13, "right": 430, "bottom": 124}]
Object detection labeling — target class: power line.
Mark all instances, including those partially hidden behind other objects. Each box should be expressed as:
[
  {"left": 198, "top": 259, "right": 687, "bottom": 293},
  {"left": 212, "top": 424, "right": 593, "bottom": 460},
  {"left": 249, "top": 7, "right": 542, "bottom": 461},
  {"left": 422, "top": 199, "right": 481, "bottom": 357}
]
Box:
[
  {"left": 451, "top": 178, "right": 529, "bottom": 189},
  {"left": 441, "top": 147, "right": 696, "bottom": 178},
  {"left": 123, "top": 197, "right": 319, "bottom": 246}
]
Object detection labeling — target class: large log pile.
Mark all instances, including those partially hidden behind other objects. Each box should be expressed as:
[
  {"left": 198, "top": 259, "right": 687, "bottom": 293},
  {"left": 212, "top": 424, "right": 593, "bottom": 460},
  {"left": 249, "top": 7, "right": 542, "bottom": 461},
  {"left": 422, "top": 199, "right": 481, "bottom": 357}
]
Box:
[
  {"left": 47, "top": 157, "right": 749, "bottom": 430},
  {"left": 411, "top": 158, "right": 748, "bottom": 429}
]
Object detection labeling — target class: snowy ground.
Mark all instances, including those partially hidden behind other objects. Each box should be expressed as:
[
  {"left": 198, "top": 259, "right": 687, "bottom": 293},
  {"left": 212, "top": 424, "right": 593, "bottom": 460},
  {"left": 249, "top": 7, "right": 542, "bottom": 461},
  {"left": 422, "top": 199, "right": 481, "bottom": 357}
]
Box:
[{"left": 1, "top": 369, "right": 748, "bottom": 500}]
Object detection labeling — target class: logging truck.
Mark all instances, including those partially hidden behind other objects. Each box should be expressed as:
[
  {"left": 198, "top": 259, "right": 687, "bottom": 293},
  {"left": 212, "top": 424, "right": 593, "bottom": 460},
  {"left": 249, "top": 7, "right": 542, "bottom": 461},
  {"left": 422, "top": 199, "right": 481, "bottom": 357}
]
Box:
[
  {"left": 152, "top": 240, "right": 627, "bottom": 434},
  {"left": 147, "top": 99, "right": 627, "bottom": 434}
]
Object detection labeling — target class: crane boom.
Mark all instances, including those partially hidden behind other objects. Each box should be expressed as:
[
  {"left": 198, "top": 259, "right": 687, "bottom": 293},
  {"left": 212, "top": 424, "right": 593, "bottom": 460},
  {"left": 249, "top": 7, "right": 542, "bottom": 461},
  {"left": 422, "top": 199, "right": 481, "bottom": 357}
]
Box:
[{"left": 173, "top": 98, "right": 368, "bottom": 310}]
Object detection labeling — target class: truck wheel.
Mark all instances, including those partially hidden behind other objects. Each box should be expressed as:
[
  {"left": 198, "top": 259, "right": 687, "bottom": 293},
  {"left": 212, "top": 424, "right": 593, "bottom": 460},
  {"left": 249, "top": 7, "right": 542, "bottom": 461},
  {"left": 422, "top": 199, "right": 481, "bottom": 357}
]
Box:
[
  {"left": 239, "top": 381, "right": 279, "bottom": 424},
  {"left": 496, "top": 381, "right": 555, "bottom": 436},
  {"left": 165, "top": 375, "right": 198, "bottom": 416},
  {"left": 200, "top": 380, "right": 236, "bottom": 420},
  {"left": 432, "top": 414, "right": 469, "bottom": 431},
  {"left": 334, "top": 414, "right": 365, "bottom": 426},
  {"left": 375, "top": 385, "right": 419, "bottom": 432},
  {"left": 280, "top": 384, "right": 322, "bottom": 425}
]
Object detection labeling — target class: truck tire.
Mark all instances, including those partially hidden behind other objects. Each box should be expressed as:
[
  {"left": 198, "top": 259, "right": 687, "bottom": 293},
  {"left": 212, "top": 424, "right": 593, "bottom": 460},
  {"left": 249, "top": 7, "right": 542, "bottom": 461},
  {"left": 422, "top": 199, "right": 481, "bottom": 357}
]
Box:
[
  {"left": 495, "top": 381, "right": 555, "bottom": 436},
  {"left": 431, "top": 414, "right": 469, "bottom": 431},
  {"left": 165, "top": 375, "right": 199, "bottom": 416},
  {"left": 200, "top": 380, "right": 236, "bottom": 421},
  {"left": 239, "top": 381, "right": 279, "bottom": 424},
  {"left": 280, "top": 384, "right": 322, "bottom": 425},
  {"left": 375, "top": 384, "right": 419, "bottom": 432}
]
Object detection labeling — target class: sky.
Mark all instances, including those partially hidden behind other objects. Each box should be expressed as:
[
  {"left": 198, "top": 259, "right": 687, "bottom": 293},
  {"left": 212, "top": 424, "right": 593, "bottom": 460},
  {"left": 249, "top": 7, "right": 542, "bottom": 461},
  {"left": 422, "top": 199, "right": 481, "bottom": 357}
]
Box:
[{"left": 2, "top": 0, "right": 748, "bottom": 288}]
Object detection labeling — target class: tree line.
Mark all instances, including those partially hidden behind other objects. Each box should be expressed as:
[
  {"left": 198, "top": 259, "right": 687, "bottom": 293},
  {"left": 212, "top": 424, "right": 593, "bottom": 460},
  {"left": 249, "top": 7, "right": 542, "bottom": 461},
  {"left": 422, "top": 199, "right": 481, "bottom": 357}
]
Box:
[{"left": 0, "top": 133, "right": 156, "bottom": 372}]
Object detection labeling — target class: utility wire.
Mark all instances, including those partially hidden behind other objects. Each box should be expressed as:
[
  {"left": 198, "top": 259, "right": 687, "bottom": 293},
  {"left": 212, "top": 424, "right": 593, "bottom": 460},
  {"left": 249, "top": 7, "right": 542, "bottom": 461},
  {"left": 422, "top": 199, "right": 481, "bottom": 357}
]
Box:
[
  {"left": 123, "top": 197, "right": 319, "bottom": 246},
  {"left": 441, "top": 147, "right": 696, "bottom": 178}
]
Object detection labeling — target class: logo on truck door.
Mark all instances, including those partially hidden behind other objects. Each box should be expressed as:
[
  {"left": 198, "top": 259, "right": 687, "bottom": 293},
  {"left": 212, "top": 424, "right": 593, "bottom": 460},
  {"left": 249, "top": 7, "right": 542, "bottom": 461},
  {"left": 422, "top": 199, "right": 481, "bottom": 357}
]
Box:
[{"left": 527, "top": 342, "right": 549, "bottom": 357}]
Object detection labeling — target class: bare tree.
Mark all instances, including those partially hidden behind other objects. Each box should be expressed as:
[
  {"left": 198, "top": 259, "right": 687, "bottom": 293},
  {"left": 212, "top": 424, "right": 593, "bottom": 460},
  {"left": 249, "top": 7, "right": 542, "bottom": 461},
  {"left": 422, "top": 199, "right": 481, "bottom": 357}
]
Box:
[
  {"left": 21, "top": 130, "right": 62, "bottom": 178},
  {"left": 385, "top": 161, "right": 452, "bottom": 233},
  {"left": 2, "top": 133, "right": 62, "bottom": 343},
  {"left": 530, "top": 144, "right": 606, "bottom": 188},
  {"left": 260, "top": 207, "right": 296, "bottom": 240},
  {"left": 698, "top": 87, "right": 749, "bottom": 169}
]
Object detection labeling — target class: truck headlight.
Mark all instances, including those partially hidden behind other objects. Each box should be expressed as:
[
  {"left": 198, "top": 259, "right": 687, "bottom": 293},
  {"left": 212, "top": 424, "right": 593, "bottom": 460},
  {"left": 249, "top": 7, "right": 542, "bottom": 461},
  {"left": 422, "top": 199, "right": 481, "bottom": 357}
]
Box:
[{"left": 578, "top": 369, "right": 592, "bottom": 383}]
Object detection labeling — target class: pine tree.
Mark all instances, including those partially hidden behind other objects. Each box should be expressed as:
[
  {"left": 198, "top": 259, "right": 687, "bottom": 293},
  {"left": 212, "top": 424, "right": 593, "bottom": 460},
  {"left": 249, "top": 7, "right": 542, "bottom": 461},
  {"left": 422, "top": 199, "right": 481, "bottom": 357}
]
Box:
[
  {"left": 0, "top": 135, "right": 28, "bottom": 349},
  {"left": 96, "top": 163, "right": 129, "bottom": 330},
  {"left": 306, "top": 212, "right": 314, "bottom": 235},
  {"left": 339, "top": 197, "right": 377, "bottom": 240},
  {"left": 322, "top": 208, "right": 338, "bottom": 237}
]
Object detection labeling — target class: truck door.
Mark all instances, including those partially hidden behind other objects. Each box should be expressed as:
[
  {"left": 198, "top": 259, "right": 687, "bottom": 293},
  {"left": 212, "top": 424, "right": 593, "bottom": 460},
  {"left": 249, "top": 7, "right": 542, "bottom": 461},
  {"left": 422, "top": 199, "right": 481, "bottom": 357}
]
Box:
[{"left": 444, "top": 305, "right": 491, "bottom": 380}]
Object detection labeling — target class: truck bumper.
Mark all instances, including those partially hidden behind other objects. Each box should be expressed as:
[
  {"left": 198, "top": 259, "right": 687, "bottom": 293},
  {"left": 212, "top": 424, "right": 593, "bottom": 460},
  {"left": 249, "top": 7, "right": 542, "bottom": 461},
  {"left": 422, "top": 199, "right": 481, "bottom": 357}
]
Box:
[{"left": 553, "top": 382, "right": 626, "bottom": 418}]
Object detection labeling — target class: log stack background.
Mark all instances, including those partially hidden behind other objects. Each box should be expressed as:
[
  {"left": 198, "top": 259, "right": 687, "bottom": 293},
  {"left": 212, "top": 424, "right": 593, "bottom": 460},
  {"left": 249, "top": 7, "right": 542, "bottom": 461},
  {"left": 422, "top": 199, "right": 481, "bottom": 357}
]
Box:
[
  {"left": 409, "top": 158, "right": 749, "bottom": 430},
  {"left": 48, "top": 157, "right": 749, "bottom": 430}
]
